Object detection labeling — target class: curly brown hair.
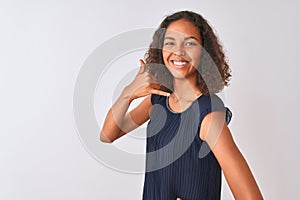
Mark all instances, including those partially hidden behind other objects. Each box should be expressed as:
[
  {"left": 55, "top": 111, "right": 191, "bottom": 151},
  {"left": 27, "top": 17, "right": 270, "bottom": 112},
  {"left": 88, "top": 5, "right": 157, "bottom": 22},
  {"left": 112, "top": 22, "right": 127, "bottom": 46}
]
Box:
[{"left": 144, "top": 11, "right": 231, "bottom": 95}]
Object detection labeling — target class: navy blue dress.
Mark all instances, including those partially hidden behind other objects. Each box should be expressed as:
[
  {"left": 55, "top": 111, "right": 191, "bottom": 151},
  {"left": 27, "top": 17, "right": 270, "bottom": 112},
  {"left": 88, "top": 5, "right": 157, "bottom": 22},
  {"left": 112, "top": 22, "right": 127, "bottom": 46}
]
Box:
[{"left": 142, "top": 94, "right": 232, "bottom": 200}]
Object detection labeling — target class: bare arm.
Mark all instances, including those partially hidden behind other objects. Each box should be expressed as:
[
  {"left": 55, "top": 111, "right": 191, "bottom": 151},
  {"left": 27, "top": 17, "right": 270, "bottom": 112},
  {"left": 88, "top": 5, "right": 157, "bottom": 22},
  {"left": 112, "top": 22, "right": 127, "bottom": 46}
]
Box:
[
  {"left": 100, "top": 60, "right": 170, "bottom": 143},
  {"left": 100, "top": 93, "right": 151, "bottom": 143},
  {"left": 200, "top": 111, "right": 263, "bottom": 200}
]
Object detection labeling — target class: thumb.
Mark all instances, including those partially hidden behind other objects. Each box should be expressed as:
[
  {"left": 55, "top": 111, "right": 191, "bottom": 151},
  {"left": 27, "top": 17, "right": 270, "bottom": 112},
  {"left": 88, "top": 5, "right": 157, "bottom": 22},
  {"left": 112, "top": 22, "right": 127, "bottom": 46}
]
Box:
[
  {"left": 176, "top": 198, "right": 182, "bottom": 200},
  {"left": 138, "top": 59, "right": 146, "bottom": 74}
]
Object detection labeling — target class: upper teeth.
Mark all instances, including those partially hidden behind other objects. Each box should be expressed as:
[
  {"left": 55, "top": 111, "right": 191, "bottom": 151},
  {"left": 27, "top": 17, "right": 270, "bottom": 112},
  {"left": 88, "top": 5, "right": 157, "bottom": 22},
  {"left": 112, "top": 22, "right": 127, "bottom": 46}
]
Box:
[{"left": 173, "top": 61, "right": 186, "bottom": 65}]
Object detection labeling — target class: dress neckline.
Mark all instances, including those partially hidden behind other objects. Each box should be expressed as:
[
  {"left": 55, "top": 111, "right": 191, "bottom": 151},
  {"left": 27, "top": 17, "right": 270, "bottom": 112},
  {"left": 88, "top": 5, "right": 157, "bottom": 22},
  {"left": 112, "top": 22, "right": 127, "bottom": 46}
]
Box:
[{"left": 165, "top": 94, "right": 204, "bottom": 114}]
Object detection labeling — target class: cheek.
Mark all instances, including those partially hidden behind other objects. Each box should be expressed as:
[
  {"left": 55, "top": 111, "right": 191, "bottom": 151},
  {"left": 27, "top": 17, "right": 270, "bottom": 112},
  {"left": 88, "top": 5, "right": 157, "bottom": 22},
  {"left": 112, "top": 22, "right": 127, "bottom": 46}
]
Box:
[
  {"left": 191, "top": 50, "right": 202, "bottom": 67},
  {"left": 162, "top": 49, "right": 171, "bottom": 63}
]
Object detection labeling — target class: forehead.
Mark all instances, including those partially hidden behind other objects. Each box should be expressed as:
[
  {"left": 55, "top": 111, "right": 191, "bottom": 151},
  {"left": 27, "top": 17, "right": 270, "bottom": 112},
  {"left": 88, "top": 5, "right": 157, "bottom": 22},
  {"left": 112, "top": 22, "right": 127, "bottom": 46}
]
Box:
[{"left": 165, "top": 19, "right": 201, "bottom": 40}]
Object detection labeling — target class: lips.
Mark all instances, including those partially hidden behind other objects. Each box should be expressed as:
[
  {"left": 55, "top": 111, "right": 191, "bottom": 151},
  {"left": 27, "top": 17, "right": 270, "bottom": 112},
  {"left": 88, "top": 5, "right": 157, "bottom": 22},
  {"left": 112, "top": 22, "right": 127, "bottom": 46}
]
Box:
[{"left": 171, "top": 59, "right": 188, "bottom": 68}]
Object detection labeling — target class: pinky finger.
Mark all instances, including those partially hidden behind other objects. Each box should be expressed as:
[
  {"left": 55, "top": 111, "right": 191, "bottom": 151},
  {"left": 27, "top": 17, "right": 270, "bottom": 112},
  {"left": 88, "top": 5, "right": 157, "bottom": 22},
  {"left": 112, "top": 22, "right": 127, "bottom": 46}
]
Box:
[{"left": 150, "top": 89, "right": 170, "bottom": 97}]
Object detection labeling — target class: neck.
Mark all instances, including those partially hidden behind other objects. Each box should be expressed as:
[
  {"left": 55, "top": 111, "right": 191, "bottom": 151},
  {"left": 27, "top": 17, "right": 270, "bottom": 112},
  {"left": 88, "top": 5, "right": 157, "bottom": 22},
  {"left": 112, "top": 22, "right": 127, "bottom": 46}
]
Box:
[{"left": 172, "top": 76, "right": 202, "bottom": 101}]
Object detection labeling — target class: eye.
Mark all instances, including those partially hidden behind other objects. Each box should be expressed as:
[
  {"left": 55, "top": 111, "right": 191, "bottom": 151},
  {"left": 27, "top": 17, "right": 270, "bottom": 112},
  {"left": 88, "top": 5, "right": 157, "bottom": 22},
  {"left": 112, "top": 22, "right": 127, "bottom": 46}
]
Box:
[
  {"left": 185, "top": 41, "right": 198, "bottom": 46},
  {"left": 164, "top": 41, "right": 175, "bottom": 46}
]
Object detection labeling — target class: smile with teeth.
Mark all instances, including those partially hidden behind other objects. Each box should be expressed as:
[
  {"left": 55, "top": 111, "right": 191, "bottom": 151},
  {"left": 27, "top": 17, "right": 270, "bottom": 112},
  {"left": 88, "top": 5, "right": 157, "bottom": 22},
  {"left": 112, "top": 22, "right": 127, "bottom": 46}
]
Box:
[{"left": 171, "top": 60, "right": 188, "bottom": 68}]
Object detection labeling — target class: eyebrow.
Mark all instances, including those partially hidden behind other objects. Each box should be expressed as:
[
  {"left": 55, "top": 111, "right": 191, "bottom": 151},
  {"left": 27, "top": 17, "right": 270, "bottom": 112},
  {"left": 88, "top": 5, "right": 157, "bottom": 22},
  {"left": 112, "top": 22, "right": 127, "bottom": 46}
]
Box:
[{"left": 164, "top": 36, "right": 201, "bottom": 42}]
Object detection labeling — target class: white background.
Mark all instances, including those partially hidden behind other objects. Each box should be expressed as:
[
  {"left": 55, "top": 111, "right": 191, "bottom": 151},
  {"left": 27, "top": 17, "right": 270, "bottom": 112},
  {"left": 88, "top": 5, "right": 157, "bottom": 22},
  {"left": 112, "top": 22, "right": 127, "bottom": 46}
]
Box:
[{"left": 1, "top": 0, "right": 300, "bottom": 199}]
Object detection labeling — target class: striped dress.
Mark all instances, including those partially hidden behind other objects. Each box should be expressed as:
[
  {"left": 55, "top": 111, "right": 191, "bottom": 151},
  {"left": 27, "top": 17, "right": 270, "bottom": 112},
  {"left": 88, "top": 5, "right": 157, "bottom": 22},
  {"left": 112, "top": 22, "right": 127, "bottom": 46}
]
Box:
[{"left": 142, "top": 93, "right": 232, "bottom": 200}]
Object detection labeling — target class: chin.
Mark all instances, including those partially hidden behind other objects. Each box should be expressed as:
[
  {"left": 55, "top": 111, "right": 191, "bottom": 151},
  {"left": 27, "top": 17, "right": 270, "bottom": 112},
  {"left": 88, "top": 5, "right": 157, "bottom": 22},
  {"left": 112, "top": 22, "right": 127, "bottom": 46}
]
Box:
[
  {"left": 168, "top": 68, "right": 197, "bottom": 80},
  {"left": 170, "top": 71, "right": 189, "bottom": 80}
]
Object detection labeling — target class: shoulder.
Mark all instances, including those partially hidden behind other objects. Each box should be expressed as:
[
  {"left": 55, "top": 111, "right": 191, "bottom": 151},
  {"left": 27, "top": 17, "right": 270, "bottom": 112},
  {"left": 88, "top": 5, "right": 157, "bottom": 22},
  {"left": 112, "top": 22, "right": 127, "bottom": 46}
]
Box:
[
  {"left": 198, "top": 94, "right": 227, "bottom": 119},
  {"left": 199, "top": 94, "right": 232, "bottom": 140},
  {"left": 199, "top": 94, "right": 224, "bottom": 108},
  {"left": 200, "top": 110, "right": 227, "bottom": 140},
  {"left": 150, "top": 93, "right": 167, "bottom": 105}
]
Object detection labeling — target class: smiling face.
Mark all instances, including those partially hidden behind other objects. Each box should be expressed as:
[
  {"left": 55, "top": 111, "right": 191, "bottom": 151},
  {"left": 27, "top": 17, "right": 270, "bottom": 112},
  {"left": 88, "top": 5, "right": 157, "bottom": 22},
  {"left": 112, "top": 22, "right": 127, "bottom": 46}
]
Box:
[{"left": 162, "top": 19, "right": 202, "bottom": 80}]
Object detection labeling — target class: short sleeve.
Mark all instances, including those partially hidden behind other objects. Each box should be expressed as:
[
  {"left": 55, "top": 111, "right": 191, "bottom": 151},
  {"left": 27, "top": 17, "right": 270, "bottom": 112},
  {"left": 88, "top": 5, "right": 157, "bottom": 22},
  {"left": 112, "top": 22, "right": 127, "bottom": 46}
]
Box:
[
  {"left": 150, "top": 94, "right": 158, "bottom": 105},
  {"left": 150, "top": 94, "right": 165, "bottom": 106},
  {"left": 225, "top": 107, "right": 232, "bottom": 124},
  {"left": 200, "top": 94, "right": 232, "bottom": 125}
]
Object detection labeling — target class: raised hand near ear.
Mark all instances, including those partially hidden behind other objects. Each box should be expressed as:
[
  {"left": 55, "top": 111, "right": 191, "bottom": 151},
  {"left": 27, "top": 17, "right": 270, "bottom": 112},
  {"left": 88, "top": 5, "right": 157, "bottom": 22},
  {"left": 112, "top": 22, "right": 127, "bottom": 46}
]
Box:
[{"left": 125, "top": 59, "right": 170, "bottom": 103}]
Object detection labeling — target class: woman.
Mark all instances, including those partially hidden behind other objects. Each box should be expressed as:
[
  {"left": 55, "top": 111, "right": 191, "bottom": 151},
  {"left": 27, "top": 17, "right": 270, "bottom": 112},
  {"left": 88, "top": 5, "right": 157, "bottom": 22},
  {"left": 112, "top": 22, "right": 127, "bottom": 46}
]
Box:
[{"left": 100, "top": 11, "right": 263, "bottom": 200}]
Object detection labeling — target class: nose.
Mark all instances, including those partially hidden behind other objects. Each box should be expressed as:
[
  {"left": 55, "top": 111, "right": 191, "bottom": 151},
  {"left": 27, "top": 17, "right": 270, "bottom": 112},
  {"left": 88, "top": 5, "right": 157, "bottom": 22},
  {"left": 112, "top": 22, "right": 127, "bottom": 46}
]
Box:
[{"left": 173, "top": 45, "right": 186, "bottom": 56}]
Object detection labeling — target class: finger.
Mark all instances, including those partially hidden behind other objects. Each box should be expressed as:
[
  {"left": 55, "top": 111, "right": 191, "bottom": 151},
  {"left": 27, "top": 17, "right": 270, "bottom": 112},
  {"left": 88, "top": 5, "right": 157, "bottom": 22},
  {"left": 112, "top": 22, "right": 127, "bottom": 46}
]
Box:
[
  {"left": 176, "top": 198, "right": 182, "bottom": 200},
  {"left": 138, "top": 59, "right": 146, "bottom": 74},
  {"left": 148, "top": 76, "right": 159, "bottom": 84},
  {"left": 139, "top": 59, "right": 145, "bottom": 65},
  {"left": 149, "top": 82, "right": 161, "bottom": 90},
  {"left": 149, "top": 88, "right": 170, "bottom": 97}
]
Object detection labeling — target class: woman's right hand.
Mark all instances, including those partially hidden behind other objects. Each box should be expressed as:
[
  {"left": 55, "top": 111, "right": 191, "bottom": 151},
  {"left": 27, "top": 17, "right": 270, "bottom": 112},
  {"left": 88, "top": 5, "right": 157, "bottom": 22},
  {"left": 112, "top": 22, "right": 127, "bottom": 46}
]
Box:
[{"left": 125, "top": 59, "right": 170, "bottom": 102}]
